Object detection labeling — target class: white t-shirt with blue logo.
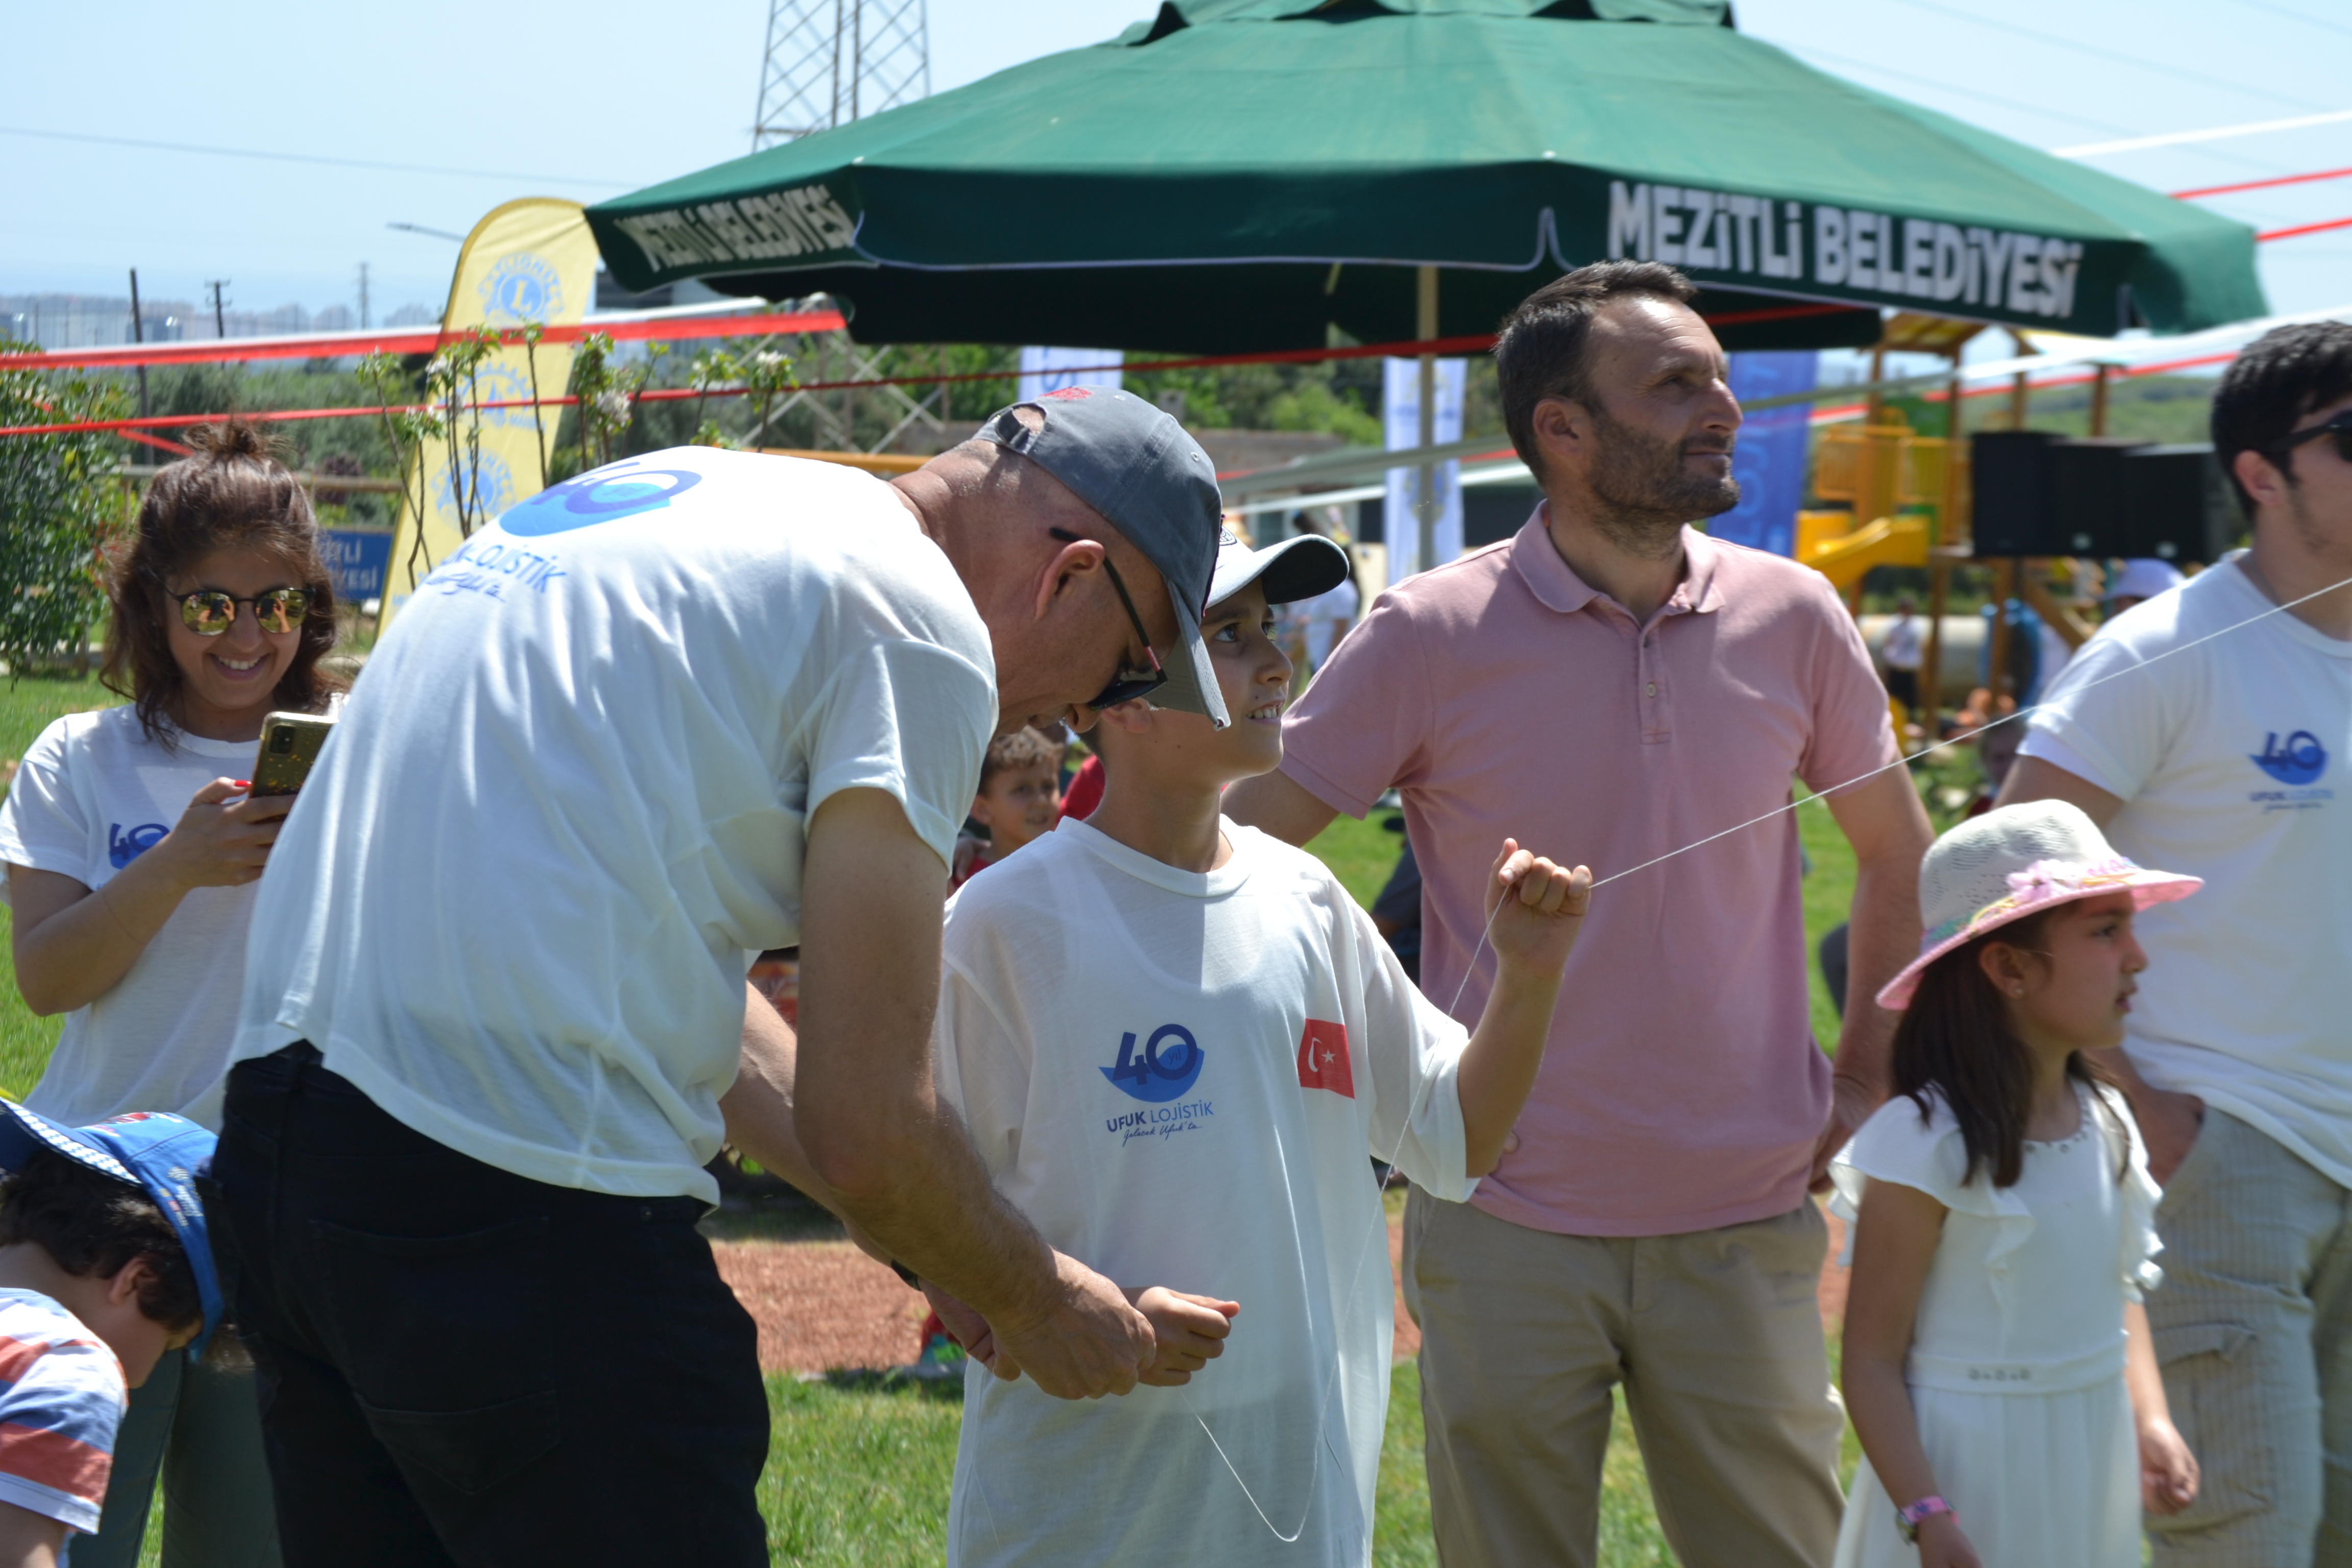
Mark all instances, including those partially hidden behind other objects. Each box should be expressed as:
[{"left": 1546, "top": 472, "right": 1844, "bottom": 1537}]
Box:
[
  {"left": 233, "top": 449, "right": 996, "bottom": 1204},
  {"left": 933, "top": 815, "right": 1475, "bottom": 1568},
  {"left": 2021, "top": 554, "right": 2352, "bottom": 1184},
  {"left": 0, "top": 707, "right": 261, "bottom": 1127}
]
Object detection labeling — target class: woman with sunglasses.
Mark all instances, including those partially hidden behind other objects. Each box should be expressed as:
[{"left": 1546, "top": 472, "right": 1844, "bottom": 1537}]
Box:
[{"left": 0, "top": 420, "right": 336, "bottom": 1567}]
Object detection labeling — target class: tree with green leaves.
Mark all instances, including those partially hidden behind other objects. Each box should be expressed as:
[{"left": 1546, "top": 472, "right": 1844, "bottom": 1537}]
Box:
[{"left": 0, "top": 347, "right": 129, "bottom": 676}]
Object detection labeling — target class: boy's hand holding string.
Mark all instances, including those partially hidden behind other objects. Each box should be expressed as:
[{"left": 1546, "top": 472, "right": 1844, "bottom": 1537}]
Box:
[{"left": 1457, "top": 840, "right": 1595, "bottom": 1177}]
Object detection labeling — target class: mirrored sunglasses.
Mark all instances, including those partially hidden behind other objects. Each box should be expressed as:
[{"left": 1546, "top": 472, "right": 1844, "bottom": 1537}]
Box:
[{"left": 175, "top": 588, "right": 311, "bottom": 636}]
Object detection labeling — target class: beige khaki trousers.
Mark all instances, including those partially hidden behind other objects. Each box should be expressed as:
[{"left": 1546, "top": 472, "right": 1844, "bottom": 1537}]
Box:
[
  {"left": 1403, "top": 1190, "right": 1845, "bottom": 1568},
  {"left": 2145, "top": 1109, "right": 2352, "bottom": 1568}
]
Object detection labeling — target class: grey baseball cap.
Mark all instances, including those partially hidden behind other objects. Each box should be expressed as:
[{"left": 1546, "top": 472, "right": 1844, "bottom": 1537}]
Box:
[{"left": 978, "top": 388, "right": 1230, "bottom": 728}]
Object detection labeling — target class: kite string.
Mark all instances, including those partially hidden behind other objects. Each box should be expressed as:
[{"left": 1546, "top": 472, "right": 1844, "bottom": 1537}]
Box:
[{"left": 1035, "top": 567, "right": 2352, "bottom": 1547}]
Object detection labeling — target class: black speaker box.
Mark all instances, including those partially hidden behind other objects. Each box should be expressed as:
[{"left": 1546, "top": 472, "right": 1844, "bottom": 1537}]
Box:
[
  {"left": 2118, "top": 445, "right": 2233, "bottom": 563},
  {"left": 1970, "top": 431, "right": 2057, "bottom": 556},
  {"left": 1969, "top": 432, "right": 2235, "bottom": 561}
]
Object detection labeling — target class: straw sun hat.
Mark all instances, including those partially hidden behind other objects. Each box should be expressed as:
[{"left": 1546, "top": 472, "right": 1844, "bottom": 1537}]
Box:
[{"left": 1876, "top": 800, "right": 2202, "bottom": 1010}]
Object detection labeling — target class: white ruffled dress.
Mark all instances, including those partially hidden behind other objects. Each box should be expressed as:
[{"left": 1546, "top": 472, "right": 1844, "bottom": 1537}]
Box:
[{"left": 1830, "top": 1082, "right": 2163, "bottom": 1568}]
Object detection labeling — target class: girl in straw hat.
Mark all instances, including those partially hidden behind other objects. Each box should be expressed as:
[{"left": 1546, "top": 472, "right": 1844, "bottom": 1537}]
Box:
[{"left": 1831, "top": 800, "right": 2203, "bottom": 1568}]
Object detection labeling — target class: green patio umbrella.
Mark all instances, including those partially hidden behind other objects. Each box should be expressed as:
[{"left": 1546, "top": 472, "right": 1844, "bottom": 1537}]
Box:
[{"left": 585, "top": 0, "right": 2263, "bottom": 356}]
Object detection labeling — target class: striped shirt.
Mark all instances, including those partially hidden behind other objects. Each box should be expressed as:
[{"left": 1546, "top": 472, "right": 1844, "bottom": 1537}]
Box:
[{"left": 0, "top": 1290, "right": 126, "bottom": 1536}]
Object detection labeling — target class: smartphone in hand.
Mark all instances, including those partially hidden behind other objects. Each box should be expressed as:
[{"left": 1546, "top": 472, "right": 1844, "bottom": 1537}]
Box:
[{"left": 248, "top": 711, "right": 336, "bottom": 798}]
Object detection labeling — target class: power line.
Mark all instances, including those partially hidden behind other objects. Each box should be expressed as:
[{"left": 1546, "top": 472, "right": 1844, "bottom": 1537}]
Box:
[
  {"left": 1780, "top": 44, "right": 2137, "bottom": 138},
  {"left": 1878, "top": 0, "right": 2330, "bottom": 115},
  {"left": 388, "top": 223, "right": 468, "bottom": 242},
  {"left": 2222, "top": 0, "right": 2352, "bottom": 41},
  {"left": 1781, "top": 43, "right": 2285, "bottom": 177},
  {"left": 0, "top": 125, "right": 639, "bottom": 189}
]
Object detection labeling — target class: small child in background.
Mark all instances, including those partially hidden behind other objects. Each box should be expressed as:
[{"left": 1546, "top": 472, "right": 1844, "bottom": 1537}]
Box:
[
  {"left": 928, "top": 529, "right": 1591, "bottom": 1566},
  {"left": 950, "top": 727, "right": 1066, "bottom": 890},
  {"left": 1834, "top": 801, "right": 2200, "bottom": 1568},
  {"left": 0, "top": 1105, "right": 224, "bottom": 1566}
]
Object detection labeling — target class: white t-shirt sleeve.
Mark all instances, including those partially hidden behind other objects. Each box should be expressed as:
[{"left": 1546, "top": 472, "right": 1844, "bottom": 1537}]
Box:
[
  {"left": 1349, "top": 900, "right": 1477, "bottom": 1204},
  {"left": 933, "top": 959, "right": 1030, "bottom": 1181},
  {"left": 2020, "top": 628, "right": 2172, "bottom": 801},
  {"left": 0, "top": 715, "right": 98, "bottom": 897},
  {"left": 802, "top": 634, "right": 994, "bottom": 869}
]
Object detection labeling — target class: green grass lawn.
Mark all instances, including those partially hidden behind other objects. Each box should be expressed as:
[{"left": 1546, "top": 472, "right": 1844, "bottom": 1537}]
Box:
[{"left": 0, "top": 671, "right": 1960, "bottom": 1566}]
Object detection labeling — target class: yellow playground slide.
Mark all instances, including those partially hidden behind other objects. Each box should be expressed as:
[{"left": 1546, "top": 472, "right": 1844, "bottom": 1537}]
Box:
[{"left": 1796, "top": 509, "right": 1930, "bottom": 597}]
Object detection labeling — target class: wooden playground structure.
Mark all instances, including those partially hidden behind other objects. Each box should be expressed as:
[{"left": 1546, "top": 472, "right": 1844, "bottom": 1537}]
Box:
[{"left": 1797, "top": 311, "right": 2121, "bottom": 735}]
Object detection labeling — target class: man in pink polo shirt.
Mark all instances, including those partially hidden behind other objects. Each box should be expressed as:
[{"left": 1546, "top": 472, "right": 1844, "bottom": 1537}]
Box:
[{"left": 1228, "top": 262, "right": 1930, "bottom": 1568}]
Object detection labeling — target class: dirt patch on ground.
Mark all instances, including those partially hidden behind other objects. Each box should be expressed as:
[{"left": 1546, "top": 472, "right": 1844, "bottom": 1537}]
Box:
[
  {"left": 713, "top": 1239, "right": 932, "bottom": 1375},
  {"left": 714, "top": 1203, "right": 1849, "bottom": 1376}
]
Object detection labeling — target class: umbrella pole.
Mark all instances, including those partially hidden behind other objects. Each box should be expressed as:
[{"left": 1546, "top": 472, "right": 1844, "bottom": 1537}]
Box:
[{"left": 1416, "top": 265, "right": 1438, "bottom": 575}]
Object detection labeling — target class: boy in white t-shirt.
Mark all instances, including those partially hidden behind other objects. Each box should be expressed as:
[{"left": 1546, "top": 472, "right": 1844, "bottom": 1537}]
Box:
[{"left": 929, "top": 529, "right": 1592, "bottom": 1567}]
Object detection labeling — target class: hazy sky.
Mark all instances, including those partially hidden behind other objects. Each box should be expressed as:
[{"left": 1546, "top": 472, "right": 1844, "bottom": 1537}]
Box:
[{"left": 3, "top": 0, "right": 2345, "bottom": 328}]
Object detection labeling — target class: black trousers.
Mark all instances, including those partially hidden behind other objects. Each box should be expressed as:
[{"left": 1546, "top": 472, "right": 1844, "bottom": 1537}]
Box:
[{"left": 213, "top": 1045, "right": 769, "bottom": 1568}]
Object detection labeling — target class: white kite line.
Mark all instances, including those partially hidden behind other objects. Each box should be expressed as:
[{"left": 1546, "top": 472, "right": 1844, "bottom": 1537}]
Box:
[{"left": 1008, "top": 564, "right": 2352, "bottom": 1550}]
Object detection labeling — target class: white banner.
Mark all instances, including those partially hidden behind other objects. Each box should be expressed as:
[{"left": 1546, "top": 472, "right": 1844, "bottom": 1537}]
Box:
[
  {"left": 1018, "top": 346, "right": 1123, "bottom": 402},
  {"left": 1383, "top": 357, "right": 1464, "bottom": 585}
]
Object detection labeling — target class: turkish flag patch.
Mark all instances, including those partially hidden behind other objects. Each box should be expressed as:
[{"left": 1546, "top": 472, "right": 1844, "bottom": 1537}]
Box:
[{"left": 1296, "top": 1019, "right": 1354, "bottom": 1098}]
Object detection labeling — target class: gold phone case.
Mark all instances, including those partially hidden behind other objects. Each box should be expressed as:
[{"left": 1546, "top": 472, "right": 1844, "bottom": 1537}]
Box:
[{"left": 248, "top": 711, "right": 336, "bottom": 798}]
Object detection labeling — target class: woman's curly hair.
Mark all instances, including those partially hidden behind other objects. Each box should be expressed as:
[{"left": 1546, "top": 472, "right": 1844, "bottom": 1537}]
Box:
[{"left": 101, "top": 420, "right": 342, "bottom": 744}]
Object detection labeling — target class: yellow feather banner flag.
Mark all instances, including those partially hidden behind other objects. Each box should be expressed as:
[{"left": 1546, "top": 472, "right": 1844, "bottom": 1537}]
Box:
[{"left": 380, "top": 198, "right": 601, "bottom": 631}]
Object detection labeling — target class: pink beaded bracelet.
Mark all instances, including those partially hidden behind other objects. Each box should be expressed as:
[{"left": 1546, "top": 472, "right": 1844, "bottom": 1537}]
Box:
[{"left": 1896, "top": 1494, "right": 1955, "bottom": 1544}]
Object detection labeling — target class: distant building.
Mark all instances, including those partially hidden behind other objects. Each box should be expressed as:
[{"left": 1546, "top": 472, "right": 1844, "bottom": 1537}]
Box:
[
  {"left": 312, "top": 304, "right": 355, "bottom": 332},
  {"left": 384, "top": 303, "right": 440, "bottom": 328},
  {"left": 0, "top": 292, "right": 339, "bottom": 348},
  {"left": 1, "top": 293, "right": 191, "bottom": 349}
]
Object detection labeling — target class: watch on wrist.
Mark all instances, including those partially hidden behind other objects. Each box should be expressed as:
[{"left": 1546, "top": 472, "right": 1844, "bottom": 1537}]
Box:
[{"left": 1896, "top": 1494, "right": 1955, "bottom": 1544}]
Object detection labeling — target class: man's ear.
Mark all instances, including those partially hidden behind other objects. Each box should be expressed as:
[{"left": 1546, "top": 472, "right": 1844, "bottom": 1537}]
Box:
[
  {"left": 1035, "top": 537, "right": 1107, "bottom": 623},
  {"left": 2233, "top": 447, "right": 2293, "bottom": 516},
  {"left": 1530, "top": 397, "right": 1590, "bottom": 475}
]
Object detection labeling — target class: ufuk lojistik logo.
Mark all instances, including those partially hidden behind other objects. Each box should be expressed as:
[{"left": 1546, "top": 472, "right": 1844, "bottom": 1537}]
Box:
[{"left": 2252, "top": 729, "right": 2328, "bottom": 787}]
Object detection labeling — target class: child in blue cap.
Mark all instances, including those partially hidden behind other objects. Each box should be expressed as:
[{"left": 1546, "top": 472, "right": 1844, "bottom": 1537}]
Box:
[{"left": 0, "top": 1105, "right": 222, "bottom": 1565}]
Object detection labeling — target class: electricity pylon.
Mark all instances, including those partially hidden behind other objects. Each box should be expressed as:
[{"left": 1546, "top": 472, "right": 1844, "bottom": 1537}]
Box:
[{"left": 751, "top": 0, "right": 930, "bottom": 151}]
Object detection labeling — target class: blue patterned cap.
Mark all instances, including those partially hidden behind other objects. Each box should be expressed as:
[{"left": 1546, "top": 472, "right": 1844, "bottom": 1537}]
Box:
[{"left": 0, "top": 1104, "right": 223, "bottom": 1355}]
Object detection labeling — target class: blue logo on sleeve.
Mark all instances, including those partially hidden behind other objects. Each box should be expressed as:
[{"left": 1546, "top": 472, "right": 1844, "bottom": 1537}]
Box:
[
  {"left": 1100, "top": 1024, "right": 1208, "bottom": 1104},
  {"left": 108, "top": 823, "right": 166, "bottom": 868},
  {"left": 2252, "top": 731, "right": 2328, "bottom": 786},
  {"left": 498, "top": 459, "right": 704, "bottom": 537}
]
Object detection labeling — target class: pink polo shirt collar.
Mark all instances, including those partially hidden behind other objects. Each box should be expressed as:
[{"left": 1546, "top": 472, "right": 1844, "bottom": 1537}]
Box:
[{"left": 1509, "top": 503, "right": 1730, "bottom": 624}]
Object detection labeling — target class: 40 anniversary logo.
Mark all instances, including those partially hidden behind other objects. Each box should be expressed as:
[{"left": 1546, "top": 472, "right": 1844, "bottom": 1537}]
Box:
[{"left": 1101, "top": 1024, "right": 1213, "bottom": 1146}]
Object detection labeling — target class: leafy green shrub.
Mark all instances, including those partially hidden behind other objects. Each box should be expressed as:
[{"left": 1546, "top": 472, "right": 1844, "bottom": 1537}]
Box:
[{"left": 0, "top": 347, "right": 128, "bottom": 675}]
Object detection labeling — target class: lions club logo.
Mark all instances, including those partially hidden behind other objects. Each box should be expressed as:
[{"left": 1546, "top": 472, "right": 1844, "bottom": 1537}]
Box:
[{"left": 478, "top": 252, "right": 566, "bottom": 325}]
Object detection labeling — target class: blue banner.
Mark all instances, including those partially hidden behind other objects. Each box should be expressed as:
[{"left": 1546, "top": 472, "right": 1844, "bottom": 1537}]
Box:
[
  {"left": 321, "top": 529, "right": 395, "bottom": 602},
  {"left": 1714, "top": 351, "right": 1818, "bottom": 558}
]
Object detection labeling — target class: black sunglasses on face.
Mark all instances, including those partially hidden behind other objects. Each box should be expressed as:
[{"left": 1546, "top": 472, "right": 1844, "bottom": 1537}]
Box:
[
  {"left": 2263, "top": 410, "right": 2352, "bottom": 465},
  {"left": 1049, "top": 527, "right": 1167, "bottom": 710},
  {"left": 174, "top": 587, "right": 312, "bottom": 635}
]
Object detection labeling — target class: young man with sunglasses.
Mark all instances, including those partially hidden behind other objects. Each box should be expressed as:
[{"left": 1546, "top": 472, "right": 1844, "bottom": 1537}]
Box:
[
  {"left": 212, "top": 390, "right": 1229, "bottom": 1568},
  {"left": 2002, "top": 321, "right": 2352, "bottom": 1565}
]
